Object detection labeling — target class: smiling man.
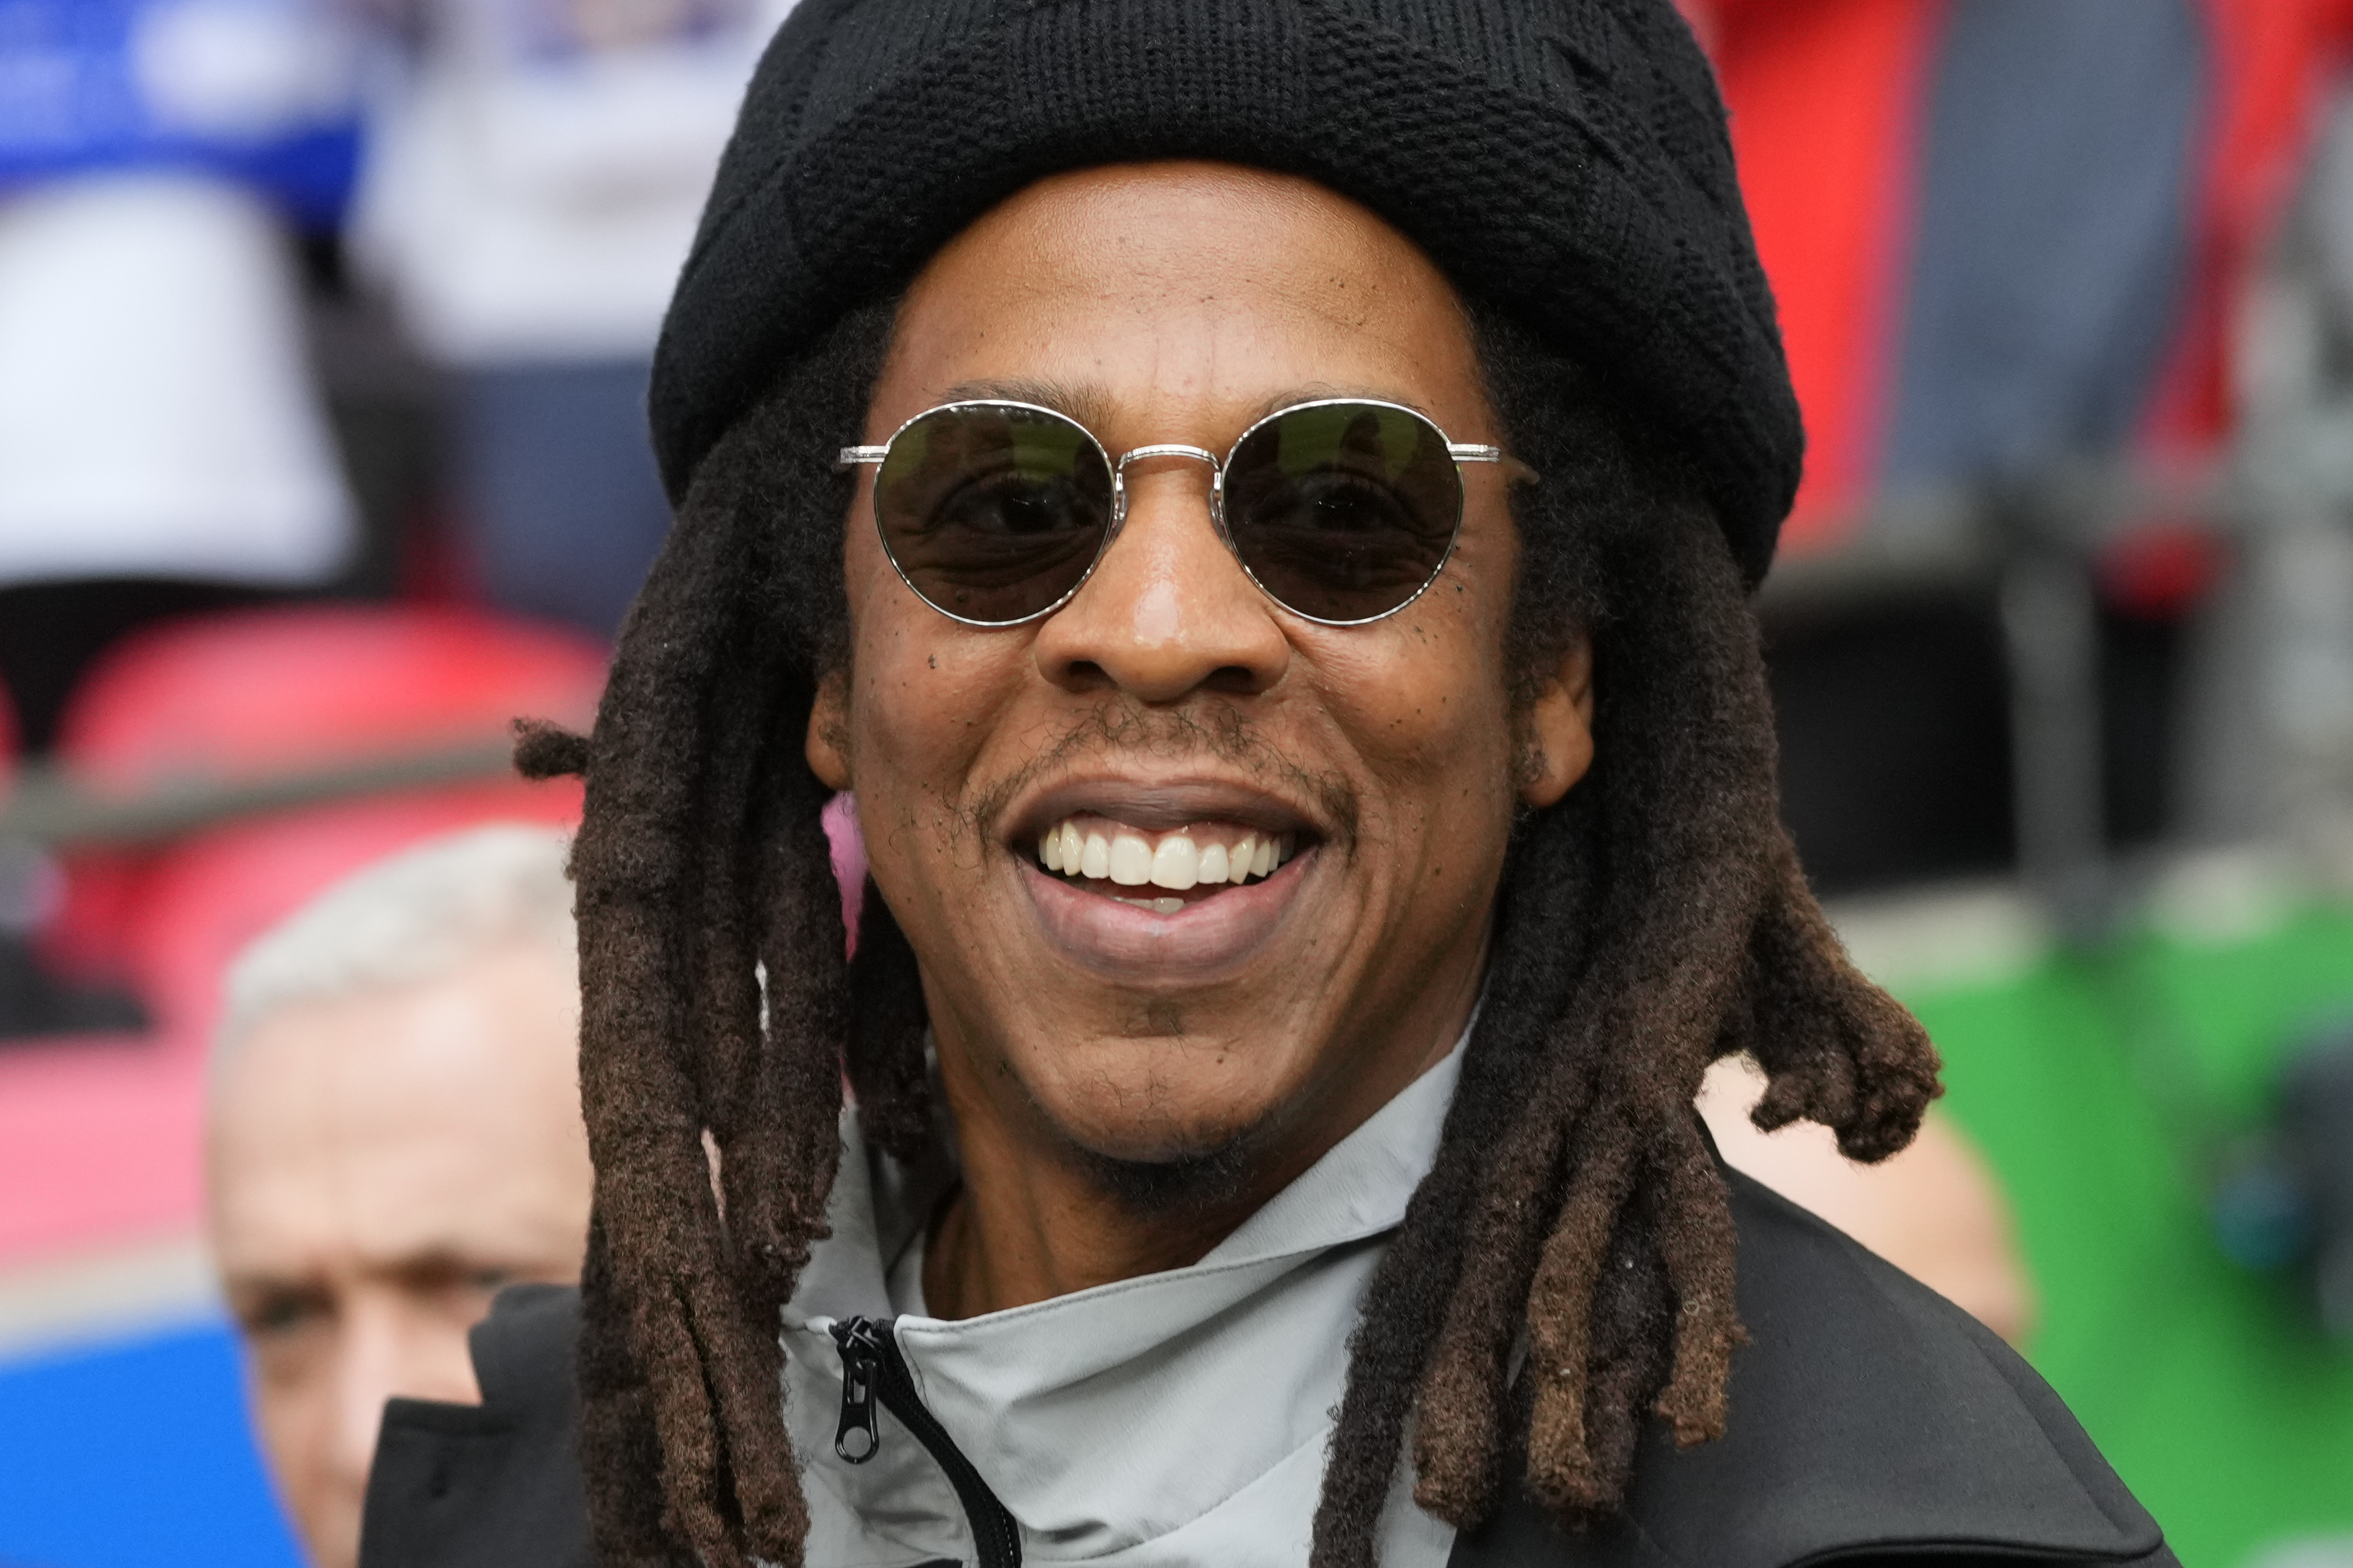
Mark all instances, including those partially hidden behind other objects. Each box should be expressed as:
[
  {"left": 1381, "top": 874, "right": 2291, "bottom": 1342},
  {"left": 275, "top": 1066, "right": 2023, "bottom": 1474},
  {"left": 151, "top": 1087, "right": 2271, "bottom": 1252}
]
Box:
[{"left": 360, "top": 4, "right": 2175, "bottom": 1568}]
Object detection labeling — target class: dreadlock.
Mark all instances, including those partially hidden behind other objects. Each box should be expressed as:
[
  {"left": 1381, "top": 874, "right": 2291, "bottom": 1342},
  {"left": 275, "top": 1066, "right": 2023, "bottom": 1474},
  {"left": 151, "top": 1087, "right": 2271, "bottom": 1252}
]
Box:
[{"left": 532, "top": 289, "right": 1941, "bottom": 1568}]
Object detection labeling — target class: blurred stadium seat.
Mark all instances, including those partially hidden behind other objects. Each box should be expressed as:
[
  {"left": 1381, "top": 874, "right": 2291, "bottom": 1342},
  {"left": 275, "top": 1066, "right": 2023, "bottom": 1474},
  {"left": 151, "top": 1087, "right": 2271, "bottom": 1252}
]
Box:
[
  {"left": 52, "top": 603, "right": 602, "bottom": 788},
  {"left": 123, "top": 785, "right": 584, "bottom": 1043},
  {"left": 40, "top": 604, "right": 600, "bottom": 989},
  {"left": 2, "top": 604, "right": 599, "bottom": 1272}
]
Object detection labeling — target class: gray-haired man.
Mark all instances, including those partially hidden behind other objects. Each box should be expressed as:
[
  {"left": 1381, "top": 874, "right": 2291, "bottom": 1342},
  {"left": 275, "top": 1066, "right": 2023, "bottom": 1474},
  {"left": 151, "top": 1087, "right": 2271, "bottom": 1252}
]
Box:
[{"left": 206, "top": 825, "right": 592, "bottom": 1568}]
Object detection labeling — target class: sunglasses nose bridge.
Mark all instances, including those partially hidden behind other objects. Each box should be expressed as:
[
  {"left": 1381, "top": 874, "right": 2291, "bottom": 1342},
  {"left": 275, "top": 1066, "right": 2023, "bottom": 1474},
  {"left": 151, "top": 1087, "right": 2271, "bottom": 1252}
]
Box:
[{"left": 1110, "top": 444, "right": 1226, "bottom": 532}]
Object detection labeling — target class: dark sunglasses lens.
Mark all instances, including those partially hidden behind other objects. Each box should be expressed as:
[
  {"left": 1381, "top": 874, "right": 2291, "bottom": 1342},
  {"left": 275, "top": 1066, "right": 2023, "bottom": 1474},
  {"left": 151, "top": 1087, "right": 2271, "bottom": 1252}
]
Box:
[
  {"left": 1224, "top": 403, "right": 1462, "bottom": 622},
  {"left": 873, "top": 405, "right": 1114, "bottom": 623}
]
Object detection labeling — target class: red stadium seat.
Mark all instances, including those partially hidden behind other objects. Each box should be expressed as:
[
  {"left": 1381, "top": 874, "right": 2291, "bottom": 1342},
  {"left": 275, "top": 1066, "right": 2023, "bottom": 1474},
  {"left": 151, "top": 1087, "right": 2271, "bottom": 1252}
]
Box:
[
  {"left": 41, "top": 605, "right": 603, "bottom": 988},
  {"left": 128, "top": 786, "right": 583, "bottom": 1044},
  {"left": 54, "top": 604, "right": 605, "bottom": 789},
  {"left": 0, "top": 607, "right": 599, "bottom": 1268}
]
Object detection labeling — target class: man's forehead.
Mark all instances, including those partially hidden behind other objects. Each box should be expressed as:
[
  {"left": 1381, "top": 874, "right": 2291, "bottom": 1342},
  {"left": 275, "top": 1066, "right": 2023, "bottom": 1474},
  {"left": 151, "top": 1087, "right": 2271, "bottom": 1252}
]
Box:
[
  {"left": 878, "top": 164, "right": 1485, "bottom": 395},
  {"left": 209, "top": 1116, "right": 587, "bottom": 1282}
]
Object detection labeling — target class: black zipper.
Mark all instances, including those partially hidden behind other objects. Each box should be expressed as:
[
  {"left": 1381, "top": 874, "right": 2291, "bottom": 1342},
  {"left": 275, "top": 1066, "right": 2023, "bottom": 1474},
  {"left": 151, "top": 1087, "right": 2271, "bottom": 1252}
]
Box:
[{"left": 830, "top": 1315, "right": 1023, "bottom": 1568}]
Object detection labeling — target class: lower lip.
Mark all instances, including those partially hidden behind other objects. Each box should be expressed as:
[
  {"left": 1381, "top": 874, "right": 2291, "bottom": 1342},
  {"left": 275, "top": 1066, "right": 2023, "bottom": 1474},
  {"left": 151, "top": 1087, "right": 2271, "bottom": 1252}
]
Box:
[{"left": 1019, "top": 850, "right": 1315, "bottom": 982}]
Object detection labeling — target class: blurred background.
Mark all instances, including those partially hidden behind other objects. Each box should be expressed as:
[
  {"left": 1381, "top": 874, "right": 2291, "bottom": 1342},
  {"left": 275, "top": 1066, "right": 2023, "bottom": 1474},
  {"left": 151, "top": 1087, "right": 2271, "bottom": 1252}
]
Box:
[{"left": 2, "top": 0, "right": 2352, "bottom": 1564}]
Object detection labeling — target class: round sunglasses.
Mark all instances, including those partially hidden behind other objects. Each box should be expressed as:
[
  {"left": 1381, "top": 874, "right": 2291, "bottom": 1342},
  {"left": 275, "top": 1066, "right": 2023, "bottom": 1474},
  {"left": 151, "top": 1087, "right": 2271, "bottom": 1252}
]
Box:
[{"left": 837, "top": 397, "right": 1530, "bottom": 627}]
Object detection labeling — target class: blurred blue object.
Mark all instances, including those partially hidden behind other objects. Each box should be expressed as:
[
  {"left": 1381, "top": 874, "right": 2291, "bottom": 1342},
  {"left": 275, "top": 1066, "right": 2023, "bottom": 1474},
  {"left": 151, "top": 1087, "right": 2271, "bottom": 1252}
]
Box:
[
  {"left": 454, "top": 360, "right": 673, "bottom": 637},
  {"left": 2276, "top": 1024, "right": 2353, "bottom": 1339},
  {"left": 0, "top": 0, "right": 359, "bottom": 226},
  {"left": 0, "top": 1316, "right": 303, "bottom": 1568},
  {"left": 2212, "top": 1155, "right": 2315, "bottom": 1274}
]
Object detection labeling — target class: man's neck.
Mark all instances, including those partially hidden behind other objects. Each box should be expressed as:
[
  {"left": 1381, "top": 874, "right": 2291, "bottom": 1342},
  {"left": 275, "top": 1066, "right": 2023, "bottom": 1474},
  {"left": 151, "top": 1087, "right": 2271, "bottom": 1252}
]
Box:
[
  {"left": 918, "top": 993, "right": 1475, "bottom": 1320},
  {"left": 920, "top": 1140, "right": 1268, "bottom": 1319}
]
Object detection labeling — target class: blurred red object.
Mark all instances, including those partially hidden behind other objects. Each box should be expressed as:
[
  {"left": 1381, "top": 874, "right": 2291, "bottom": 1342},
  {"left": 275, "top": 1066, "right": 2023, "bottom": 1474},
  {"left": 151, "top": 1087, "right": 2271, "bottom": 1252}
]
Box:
[
  {"left": 1687, "top": 0, "right": 2353, "bottom": 544},
  {"left": 2097, "top": 521, "right": 2232, "bottom": 620},
  {"left": 53, "top": 603, "right": 603, "bottom": 790},
  {"left": 42, "top": 604, "right": 603, "bottom": 991},
  {"left": 130, "top": 786, "right": 588, "bottom": 1042},
  {"left": 0, "top": 1040, "right": 206, "bottom": 1262},
  {"left": 1698, "top": 0, "right": 1945, "bottom": 536},
  {"left": 0, "top": 605, "right": 602, "bottom": 1268}
]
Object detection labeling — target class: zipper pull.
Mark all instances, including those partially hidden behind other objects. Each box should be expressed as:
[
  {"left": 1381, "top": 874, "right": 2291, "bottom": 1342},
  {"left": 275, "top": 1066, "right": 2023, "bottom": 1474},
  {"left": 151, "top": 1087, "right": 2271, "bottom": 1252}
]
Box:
[{"left": 830, "top": 1316, "right": 885, "bottom": 1463}]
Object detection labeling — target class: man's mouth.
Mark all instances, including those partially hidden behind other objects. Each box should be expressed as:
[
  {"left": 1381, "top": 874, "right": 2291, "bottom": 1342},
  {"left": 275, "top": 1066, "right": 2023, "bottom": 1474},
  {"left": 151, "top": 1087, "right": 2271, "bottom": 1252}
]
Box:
[{"left": 1032, "top": 813, "right": 1301, "bottom": 914}]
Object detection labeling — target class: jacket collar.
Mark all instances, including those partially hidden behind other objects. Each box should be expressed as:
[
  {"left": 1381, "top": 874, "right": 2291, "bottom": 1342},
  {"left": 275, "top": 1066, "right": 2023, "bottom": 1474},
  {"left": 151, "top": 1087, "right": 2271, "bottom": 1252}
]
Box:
[
  {"left": 1453, "top": 1173, "right": 2170, "bottom": 1568},
  {"left": 777, "top": 1043, "right": 1469, "bottom": 1567}
]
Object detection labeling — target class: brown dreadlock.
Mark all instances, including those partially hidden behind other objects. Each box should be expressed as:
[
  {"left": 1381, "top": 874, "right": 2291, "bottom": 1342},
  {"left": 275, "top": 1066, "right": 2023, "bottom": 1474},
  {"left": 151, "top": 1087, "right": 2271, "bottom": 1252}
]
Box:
[{"left": 525, "top": 291, "right": 1941, "bottom": 1568}]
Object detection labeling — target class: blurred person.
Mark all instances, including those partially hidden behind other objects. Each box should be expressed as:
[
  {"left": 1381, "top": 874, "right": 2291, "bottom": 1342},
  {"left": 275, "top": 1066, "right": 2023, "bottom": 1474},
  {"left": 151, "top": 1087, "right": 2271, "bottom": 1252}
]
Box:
[
  {"left": 1699, "top": 1055, "right": 2037, "bottom": 1343},
  {"left": 351, "top": 0, "right": 793, "bottom": 636},
  {"left": 1680, "top": 0, "right": 2353, "bottom": 891},
  {"left": 0, "top": 0, "right": 364, "bottom": 753},
  {"left": 206, "top": 824, "right": 590, "bottom": 1568}
]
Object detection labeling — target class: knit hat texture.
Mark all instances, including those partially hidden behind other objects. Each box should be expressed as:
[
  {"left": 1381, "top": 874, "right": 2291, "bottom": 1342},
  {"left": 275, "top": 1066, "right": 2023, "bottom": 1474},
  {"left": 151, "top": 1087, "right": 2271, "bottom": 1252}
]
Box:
[{"left": 651, "top": 0, "right": 1802, "bottom": 582}]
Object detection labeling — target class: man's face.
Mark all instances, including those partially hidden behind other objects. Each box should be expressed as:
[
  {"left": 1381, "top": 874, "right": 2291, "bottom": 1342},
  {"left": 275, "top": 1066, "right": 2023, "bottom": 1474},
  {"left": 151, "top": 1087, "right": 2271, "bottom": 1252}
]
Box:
[
  {"left": 810, "top": 162, "right": 1591, "bottom": 1199},
  {"left": 206, "top": 945, "right": 592, "bottom": 1568}
]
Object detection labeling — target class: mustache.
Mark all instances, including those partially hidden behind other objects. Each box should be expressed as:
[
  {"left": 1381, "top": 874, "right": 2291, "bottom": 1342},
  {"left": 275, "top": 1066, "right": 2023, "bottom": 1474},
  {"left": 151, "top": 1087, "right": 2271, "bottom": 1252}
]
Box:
[{"left": 967, "top": 699, "right": 1360, "bottom": 851}]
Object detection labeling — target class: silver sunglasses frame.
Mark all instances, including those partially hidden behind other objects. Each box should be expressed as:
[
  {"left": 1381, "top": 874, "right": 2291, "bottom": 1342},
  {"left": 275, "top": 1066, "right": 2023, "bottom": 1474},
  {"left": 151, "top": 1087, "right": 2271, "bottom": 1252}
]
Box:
[{"left": 836, "top": 396, "right": 1518, "bottom": 628}]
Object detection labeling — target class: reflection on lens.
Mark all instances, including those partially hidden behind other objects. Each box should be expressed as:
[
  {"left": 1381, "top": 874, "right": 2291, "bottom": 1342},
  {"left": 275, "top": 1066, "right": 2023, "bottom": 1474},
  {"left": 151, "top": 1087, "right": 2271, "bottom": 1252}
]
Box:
[
  {"left": 1224, "top": 401, "right": 1461, "bottom": 622},
  {"left": 874, "top": 403, "right": 1114, "bottom": 624}
]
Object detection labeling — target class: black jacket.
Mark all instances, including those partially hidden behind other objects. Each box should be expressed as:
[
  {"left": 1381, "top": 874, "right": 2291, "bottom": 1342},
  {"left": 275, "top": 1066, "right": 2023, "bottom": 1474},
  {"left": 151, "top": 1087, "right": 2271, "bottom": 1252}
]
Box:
[{"left": 359, "top": 1172, "right": 2176, "bottom": 1568}]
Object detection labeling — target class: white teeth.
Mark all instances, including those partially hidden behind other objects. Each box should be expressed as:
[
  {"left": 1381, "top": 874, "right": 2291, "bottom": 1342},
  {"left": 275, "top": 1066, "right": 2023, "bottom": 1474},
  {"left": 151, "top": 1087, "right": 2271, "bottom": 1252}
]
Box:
[
  {"left": 1108, "top": 832, "right": 1153, "bottom": 886},
  {"left": 1230, "top": 835, "right": 1256, "bottom": 883},
  {"left": 1116, "top": 895, "right": 1186, "bottom": 914},
  {"left": 1149, "top": 834, "right": 1199, "bottom": 890},
  {"left": 1037, "top": 817, "right": 1299, "bottom": 887}
]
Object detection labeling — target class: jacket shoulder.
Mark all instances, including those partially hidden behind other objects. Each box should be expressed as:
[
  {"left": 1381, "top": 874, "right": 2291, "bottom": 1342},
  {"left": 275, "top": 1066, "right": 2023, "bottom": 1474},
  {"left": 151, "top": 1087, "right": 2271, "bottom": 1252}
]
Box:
[
  {"left": 358, "top": 1283, "right": 593, "bottom": 1568},
  {"left": 1450, "top": 1169, "right": 2177, "bottom": 1568}
]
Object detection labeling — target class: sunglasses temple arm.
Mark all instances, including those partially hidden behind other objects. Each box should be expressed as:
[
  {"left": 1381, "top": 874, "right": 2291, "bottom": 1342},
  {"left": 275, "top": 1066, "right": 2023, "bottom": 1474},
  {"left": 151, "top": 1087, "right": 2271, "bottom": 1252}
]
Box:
[
  {"left": 836, "top": 445, "right": 889, "bottom": 472},
  {"left": 1449, "top": 443, "right": 1540, "bottom": 486}
]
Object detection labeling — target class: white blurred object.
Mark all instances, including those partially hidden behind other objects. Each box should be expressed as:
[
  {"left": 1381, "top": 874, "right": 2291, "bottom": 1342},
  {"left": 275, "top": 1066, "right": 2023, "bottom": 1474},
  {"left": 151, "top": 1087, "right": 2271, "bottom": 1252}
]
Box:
[
  {"left": 353, "top": 0, "right": 795, "bottom": 364},
  {"left": 1699, "top": 1054, "right": 2039, "bottom": 1345},
  {"left": 132, "top": 0, "right": 358, "bottom": 140},
  {"left": 0, "top": 1236, "right": 218, "bottom": 1362},
  {"left": 0, "top": 174, "right": 357, "bottom": 588}
]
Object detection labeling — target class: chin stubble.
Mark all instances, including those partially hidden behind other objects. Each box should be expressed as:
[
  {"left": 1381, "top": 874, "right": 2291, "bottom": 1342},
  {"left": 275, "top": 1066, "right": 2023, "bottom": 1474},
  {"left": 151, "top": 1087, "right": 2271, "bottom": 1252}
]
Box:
[{"left": 1072, "top": 1126, "right": 1268, "bottom": 1218}]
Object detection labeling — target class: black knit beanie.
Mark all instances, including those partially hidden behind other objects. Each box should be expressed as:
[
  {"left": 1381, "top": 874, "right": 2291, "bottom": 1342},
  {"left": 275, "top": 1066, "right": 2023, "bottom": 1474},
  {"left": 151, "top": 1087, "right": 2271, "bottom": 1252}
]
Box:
[{"left": 650, "top": 0, "right": 1801, "bottom": 583}]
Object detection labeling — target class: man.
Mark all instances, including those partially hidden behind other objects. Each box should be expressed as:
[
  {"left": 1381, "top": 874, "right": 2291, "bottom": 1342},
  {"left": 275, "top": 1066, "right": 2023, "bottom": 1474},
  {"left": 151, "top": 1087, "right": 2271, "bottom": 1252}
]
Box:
[
  {"left": 208, "top": 825, "right": 591, "bottom": 1568},
  {"left": 366, "top": 3, "right": 2176, "bottom": 1566}
]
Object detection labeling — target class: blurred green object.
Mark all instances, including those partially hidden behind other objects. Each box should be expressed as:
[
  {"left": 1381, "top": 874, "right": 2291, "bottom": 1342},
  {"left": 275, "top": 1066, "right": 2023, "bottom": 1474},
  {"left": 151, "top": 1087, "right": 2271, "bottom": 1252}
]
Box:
[{"left": 1878, "top": 871, "right": 2353, "bottom": 1568}]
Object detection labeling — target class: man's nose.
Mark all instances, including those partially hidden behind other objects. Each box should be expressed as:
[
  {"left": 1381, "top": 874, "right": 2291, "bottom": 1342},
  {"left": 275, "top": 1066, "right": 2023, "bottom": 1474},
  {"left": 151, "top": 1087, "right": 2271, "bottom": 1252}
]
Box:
[
  {"left": 327, "top": 1309, "right": 405, "bottom": 1496},
  {"left": 327, "top": 1301, "right": 478, "bottom": 1502},
  {"left": 1030, "top": 461, "right": 1291, "bottom": 701}
]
